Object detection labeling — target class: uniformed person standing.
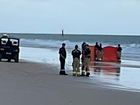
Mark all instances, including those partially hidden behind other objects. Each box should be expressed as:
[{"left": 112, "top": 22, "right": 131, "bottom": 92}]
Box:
[
  {"left": 81, "top": 42, "right": 86, "bottom": 71},
  {"left": 71, "top": 45, "right": 81, "bottom": 76},
  {"left": 59, "top": 43, "right": 68, "bottom": 75},
  {"left": 98, "top": 43, "right": 104, "bottom": 61},
  {"left": 117, "top": 44, "right": 122, "bottom": 62},
  {"left": 95, "top": 42, "right": 99, "bottom": 61},
  {"left": 81, "top": 44, "right": 91, "bottom": 76},
  {"left": 82, "top": 42, "right": 86, "bottom": 51}
]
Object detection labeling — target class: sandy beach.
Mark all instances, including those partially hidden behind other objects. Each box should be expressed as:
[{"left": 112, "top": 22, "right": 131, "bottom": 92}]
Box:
[{"left": 0, "top": 60, "right": 140, "bottom": 105}]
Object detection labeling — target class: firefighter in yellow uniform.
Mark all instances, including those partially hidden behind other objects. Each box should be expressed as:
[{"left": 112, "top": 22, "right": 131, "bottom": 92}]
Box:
[
  {"left": 71, "top": 45, "right": 81, "bottom": 76},
  {"left": 82, "top": 44, "right": 91, "bottom": 76}
]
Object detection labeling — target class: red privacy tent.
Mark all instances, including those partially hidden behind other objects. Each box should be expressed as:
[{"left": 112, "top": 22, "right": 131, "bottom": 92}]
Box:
[
  {"left": 102, "top": 46, "right": 118, "bottom": 62},
  {"left": 89, "top": 45, "right": 95, "bottom": 61},
  {"left": 89, "top": 45, "right": 118, "bottom": 62}
]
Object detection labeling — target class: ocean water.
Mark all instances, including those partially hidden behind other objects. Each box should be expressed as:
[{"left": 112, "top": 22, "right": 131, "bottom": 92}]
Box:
[
  {"left": 12, "top": 33, "right": 140, "bottom": 61},
  {"left": 5, "top": 33, "right": 140, "bottom": 91}
]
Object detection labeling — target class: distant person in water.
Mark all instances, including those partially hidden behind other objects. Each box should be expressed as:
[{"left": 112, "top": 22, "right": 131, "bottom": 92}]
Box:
[
  {"left": 117, "top": 44, "right": 122, "bottom": 62},
  {"left": 95, "top": 42, "right": 99, "bottom": 61},
  {"left": 98, "top": 43, "right": 104, "bottom": 61},
  {"left": 59, "top": 43, "right": 68, "bottom": 75}
]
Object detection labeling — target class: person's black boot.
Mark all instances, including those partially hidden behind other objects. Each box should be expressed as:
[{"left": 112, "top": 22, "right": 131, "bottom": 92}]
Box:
[
  {"left": 77, "top": 74, "right": 80, "bottom": 77},
  {"left": 59, "top": 71, "right": 68, "bottom": 75},
  {"left": 86, "top": 73, "right": 90, "bottom": 77},
  {"left": 80, "top": 72, "right": 85, "bottom": 76},
  {"left": 73, "top": 73, "right": 76, "bottom": 76},
  {"left": 59, "top": 71, "right": 64, "bottom": 75},
  {"left": 63, "top": 71, "right": 68, "bottom": 75}
]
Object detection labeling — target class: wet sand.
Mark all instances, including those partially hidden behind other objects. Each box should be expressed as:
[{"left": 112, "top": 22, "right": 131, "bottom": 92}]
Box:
[
  {"left": 89, "top": 61, "right": 140, "bottom": 90},
  {"left": 0, "top": 60, "right": 140, "bottom": 105}
]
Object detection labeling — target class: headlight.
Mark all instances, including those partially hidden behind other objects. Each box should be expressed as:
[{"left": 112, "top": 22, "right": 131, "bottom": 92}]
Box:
[{"left": 0, "top": 48, "right": 4, "bottom": 50}]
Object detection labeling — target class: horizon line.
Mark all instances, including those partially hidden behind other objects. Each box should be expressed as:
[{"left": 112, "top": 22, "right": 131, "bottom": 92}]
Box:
[{"left": 0, "top": 32, "right": 140, "bottom": 36}]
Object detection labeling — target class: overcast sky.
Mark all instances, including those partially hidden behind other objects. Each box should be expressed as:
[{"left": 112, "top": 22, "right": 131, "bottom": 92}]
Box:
[{"left": 0, "top": 0, "right": 140, "bottom": 35}]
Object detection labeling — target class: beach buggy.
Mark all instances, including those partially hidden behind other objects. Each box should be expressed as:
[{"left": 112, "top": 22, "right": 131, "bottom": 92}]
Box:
[{"left": 0, "top": 34, "right": 20, "bottom": 62}]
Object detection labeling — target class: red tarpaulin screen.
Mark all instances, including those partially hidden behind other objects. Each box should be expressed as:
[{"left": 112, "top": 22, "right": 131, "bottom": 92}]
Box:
[
  {"left": 89, "top": 45, "right": 95, "bottom": 61},
  {"left": 102, "top": 46, "right": 118, "bottom": 62}
]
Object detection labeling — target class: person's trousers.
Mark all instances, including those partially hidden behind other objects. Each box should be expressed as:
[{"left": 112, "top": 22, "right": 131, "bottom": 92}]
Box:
[
  {"left": 99, "top": 51, "right": 104, "bottom": 60},
  {"left": 117, "top": 51, "right": 121, "bottom": 59},
  {"left": 117, "top": 51, "right": 121, "bottom": 61},
  {"left": 95, "top": 49, "right": 98, "bottom": 60},
  {"left": 82, "top": 57, "right": 90, "bottom": 74},
  {"left": 60, "top": 58, "right": 65, "bottom": 71},
  {"left": 73, "top": 58, "right": 80, "bottom": 75}
]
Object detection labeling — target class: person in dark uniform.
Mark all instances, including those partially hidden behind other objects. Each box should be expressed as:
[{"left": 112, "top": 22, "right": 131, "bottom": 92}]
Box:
[
  {"left": 81, "top": 42, "right": 86, "bottom": 72},
  {"left": 71, "top": 45, "right": 81, "bottom": 76},
  {"left": 82, "top": 42, "right": 86, "bottom": 51},
  {"left": 59, "top": 43, "right": 68, "bottom": 75},
  {"left": 81, "top": 44, "right": 91, "bottom": 76},
  {"left": 98, "top": 43, "right": 104, "bottom": 61},
  {"left": 95, "top": 42, "right": 99, "bottom": 61},
  {"left": 117, "top": 44, "right": 122, "bottom": 62}
]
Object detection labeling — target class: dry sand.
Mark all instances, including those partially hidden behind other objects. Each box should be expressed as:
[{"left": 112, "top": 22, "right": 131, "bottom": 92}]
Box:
[{"left": 0, "top": 60, "right": 140, "bottom": 105}]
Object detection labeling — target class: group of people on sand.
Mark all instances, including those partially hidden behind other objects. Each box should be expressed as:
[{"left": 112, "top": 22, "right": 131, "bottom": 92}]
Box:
[
  {"left": 59, "top": 42, "right": 122, "bottom": 77},
  {"left": 94, "top": 42, "right": 122, "bottom": 62},
  {"left": 94, "top": 42, "right": 104, "bottom": 61},
  {"left": 59, "top": 42, "right": 91, "bottom": 77}
]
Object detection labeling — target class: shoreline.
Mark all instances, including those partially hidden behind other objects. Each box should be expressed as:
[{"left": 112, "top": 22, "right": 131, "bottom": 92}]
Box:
[{"left": 0, "top": 59, "right": 140, "bottom": 105}]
